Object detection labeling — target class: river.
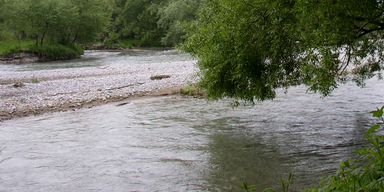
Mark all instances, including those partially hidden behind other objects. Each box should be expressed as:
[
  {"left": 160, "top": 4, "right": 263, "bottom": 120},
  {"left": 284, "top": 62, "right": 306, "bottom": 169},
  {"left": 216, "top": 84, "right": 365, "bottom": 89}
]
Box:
[
  {"left": 0, "top": 49, "right": 384, "bottom": 191},
  {"left": 0, "top": 48, "right": 192, "bottom": 73}
]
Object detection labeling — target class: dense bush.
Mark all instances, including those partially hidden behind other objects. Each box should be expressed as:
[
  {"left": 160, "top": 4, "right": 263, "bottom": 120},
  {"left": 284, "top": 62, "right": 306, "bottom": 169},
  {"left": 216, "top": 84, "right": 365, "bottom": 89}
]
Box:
[{"left": 30, "top": 43, "right": 83, "bottom": 61}]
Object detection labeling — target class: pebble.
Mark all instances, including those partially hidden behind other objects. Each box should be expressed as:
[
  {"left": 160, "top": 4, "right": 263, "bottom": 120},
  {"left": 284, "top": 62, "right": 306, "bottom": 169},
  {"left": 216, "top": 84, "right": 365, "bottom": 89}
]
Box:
[{"left": 0, "top": 60, "right": 198, "bottom": 118}]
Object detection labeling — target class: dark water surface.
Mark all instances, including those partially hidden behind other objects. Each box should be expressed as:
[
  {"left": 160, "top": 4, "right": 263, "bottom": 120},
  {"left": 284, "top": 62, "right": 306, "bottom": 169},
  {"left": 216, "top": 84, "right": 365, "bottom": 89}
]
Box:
[{"left": 0, "top": 78, "right": 383, "bottom": 191}]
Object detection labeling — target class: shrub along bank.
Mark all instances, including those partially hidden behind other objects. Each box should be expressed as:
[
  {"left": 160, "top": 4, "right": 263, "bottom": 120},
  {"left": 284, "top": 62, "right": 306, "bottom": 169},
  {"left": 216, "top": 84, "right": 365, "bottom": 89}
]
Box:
[
  {"left": 0, "top": 40, "right": 83, "bottom": 63},
  {"left": 31, "top": 43, "right": 84, "bottom": 61},
  {"left": 0, "top": 38, "right": 167, "bottom": 63}
]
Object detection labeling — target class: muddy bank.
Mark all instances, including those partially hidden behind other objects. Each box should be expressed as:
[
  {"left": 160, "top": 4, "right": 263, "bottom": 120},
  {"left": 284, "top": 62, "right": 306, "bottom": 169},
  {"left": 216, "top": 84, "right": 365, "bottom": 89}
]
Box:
[{"left": 0, "top": 51, "right": 39, "bottom": 64}]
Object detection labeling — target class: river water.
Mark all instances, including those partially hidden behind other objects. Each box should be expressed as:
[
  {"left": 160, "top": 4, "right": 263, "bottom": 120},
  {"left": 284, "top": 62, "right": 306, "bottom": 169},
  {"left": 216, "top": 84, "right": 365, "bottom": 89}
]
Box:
[
  {"left": 0, "top": 48, "right": 192, "bottom": 73},
  {"left": 0, "top": 49, "right": 384, "bottom": 191}
]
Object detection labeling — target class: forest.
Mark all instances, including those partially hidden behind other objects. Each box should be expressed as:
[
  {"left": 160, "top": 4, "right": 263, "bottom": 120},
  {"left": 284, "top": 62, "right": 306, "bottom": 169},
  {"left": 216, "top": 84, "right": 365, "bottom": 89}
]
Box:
[{"left": 0, "top": 0, "right": 200, "bottom": 59}]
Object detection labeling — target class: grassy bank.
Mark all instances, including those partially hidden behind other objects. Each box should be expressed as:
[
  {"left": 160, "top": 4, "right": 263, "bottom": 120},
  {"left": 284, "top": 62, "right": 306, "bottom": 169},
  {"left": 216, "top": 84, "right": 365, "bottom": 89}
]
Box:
[
  {"left": 1, "top": 37, "right": 165, "bottom": 63},
  {"left": 0, "top": 40, "right": 84, "bottom": 61},
  {"left": 0, "top": 39, "right": 35, "bottom": 55},
  {"left": 31, "top": 43, "right": 84, "bottom": 61}
]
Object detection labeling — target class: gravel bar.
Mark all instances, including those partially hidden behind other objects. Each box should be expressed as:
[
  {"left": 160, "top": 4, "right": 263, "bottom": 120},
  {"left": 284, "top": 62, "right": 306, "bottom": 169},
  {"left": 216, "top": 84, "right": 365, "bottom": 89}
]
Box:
[{"left": 0, "top": 60, "right": 198, "bottom": 121}]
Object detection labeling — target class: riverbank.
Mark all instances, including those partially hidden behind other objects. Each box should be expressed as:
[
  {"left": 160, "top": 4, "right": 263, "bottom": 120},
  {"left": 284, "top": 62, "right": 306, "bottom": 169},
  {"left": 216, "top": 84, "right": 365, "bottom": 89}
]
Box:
[{"left": 0, "top": 59, "right": 197, "bottom": 121}]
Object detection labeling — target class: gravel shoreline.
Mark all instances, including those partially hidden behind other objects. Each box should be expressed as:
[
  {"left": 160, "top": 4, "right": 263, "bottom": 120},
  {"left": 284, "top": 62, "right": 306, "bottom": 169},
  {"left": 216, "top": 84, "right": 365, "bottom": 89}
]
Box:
[{"left": 0, "top": 60, "right": 197, "bottom": 121}]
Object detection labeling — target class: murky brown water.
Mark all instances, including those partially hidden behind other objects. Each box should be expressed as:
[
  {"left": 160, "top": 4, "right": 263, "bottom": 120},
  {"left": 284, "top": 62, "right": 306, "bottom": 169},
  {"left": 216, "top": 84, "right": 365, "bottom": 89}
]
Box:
[{"left": 0, "top": 50, "right": 384, "bottom": 191}]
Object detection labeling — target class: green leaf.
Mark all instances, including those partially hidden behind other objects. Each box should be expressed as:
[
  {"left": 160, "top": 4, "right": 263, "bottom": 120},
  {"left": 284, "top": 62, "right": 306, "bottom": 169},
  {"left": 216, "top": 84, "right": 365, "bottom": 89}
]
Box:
[
  {"left": 351, "top": 167, "right": 363, "bottom": 176},
  {"left": 363, "top": 124, "right": 381, "bottom": 140},
  {"left": 239, "top": 180, "right": 257, "bottom": 191},
  {"left": 361, "top": 169, "right": 379, "bottom": 184},
  {"left": 370, "top": 106, "right": 384, "bottom": 118}
]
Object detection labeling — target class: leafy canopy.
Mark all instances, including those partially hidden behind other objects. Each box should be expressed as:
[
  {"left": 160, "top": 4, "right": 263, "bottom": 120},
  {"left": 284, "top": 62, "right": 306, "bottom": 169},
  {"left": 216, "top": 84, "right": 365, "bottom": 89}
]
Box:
[
  {"left": 118, "top": 0, "right": 200, "bottom": 46},
  {"left": 156, "top": 0, "right": 201, "bottom": 46},
  {"left": 181, "top": 0, "right": 384, "bottom": 102},
  {"left": 1, "top": 0, "right": 110, "bottom": 46}
]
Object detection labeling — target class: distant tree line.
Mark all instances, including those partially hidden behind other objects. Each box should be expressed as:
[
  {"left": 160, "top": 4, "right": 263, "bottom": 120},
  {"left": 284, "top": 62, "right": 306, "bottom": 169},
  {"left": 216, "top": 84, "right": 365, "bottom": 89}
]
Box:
[
  {"left": 0, "top": 0, "right": 201, "bottom": 47},
  {"left": 107, "top": 0, "right": 200, "bottom": 46}
]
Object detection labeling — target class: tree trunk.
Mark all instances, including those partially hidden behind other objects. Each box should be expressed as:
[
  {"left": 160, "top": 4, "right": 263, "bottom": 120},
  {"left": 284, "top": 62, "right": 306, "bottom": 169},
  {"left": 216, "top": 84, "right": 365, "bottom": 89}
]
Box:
[
  {"left": 41, "top": 31, "right": 46, "bottom": 46},
  {"left": 35, "top": 35, "right": 39, "bottom": 46},
  {"left": 72, "top": 33, "right": 78, "bottom": 44}
]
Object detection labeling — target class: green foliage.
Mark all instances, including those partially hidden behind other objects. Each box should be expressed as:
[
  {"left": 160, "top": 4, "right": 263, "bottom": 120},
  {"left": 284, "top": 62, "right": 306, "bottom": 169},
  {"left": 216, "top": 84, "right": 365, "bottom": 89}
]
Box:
[
  {"left": 178, "top": 87, "right": 204, "bottom": 97},
  {"left": 121, "top": 0, "right": 163, "bottom": 43},
  {"left": 241, "top": 172, "right": 294, "bottom": 192},
  {"left": 304, "top": 106, "right": 384, "bottom": 192},
  {"left": 1, "top": 0, "right": 110, "bottom": 46},
  {"left": 181, "top": 0, "right": 300, "bottom": 102},
  {"left": 30, "top": 78, "right": 38, "bottom": 83},
  {"left": 106, "top": 0, "right": 126, "bottom": 36},
  {"left": 13, "top": 82, "right": 24, "bottom": 88},
  {"left": 0, "top": 39, "right": 34, "bottom": 55},
  {"left": 239, "top": 180, "right": 257, "bottom": 192},
  {"left": 114, "top": 0, "right": 200, "bottom": 46},
  {"left": 68, "top": 0, "right": 110, "bottom": 44},
  {"left": 281, "top": 172, "right": 294, "bottom": 192},
  {"left": 180, "top": 0, "right": 384, "bottom": 102},
  {"left": 1, "top": 0, "right": 199, "bottom": 49},
  {"left": 155, "top": 0, "right": 201, "bottom": 46},
  {"left": 119, "top": 38, "right": 142, "bottom": 48},
  {"left": 30, "top": 43, "right": 83, "bottom": 61},
  {"left": 150, "top": 75, "right": 170, "bottom": 80},
  {"left": 104, "top": 32, "right": 120, "bottom": 48},
  {"left": 0, "top": 29, "right": 13, "bottom": 41}
]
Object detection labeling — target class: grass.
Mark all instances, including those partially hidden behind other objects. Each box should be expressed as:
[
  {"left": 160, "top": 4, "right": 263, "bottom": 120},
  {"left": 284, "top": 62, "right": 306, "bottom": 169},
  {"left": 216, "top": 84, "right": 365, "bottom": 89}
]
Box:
[
  {"left": 31, "top": 43, "right": 83, "bottom": 60},
  {"left": 13, "top": 82, "right": 24, "bottom": 88},
  {"left": 103, "top": 38, "right": 133, "bottom": 49},
  {"left": 0, "top": 39, "right": 84, "bottom": 61},
  {"left": 177, "top": 87, "right": 205, "bottom": 98},
  {"left": 104, "top": 37, "right": 164, "bottom": 49},
  {"left": 0, "top": 39, "right": 35, "bottom": 55},
  {"left": 30, "top": 78, "right": 39, "bottom": 83}
]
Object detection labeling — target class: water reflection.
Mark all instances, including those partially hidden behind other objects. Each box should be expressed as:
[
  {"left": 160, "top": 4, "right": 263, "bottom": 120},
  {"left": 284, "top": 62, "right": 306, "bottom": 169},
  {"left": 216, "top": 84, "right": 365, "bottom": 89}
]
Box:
[{"left": 204, "top": 131, "right": 291, "bottom": 191}]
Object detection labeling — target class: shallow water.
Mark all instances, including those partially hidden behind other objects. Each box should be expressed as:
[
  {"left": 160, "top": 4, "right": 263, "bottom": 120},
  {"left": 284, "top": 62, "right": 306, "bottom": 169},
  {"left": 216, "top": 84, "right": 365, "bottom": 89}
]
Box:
[
  {"left": 0, "top": 48, "right": 192, "bottom": 72},
  {"left": 0, "top": 49, "right": 384, "bottom": 191},
  {"left": 0, "top": 78, "right": 383, "bottom": 191}
]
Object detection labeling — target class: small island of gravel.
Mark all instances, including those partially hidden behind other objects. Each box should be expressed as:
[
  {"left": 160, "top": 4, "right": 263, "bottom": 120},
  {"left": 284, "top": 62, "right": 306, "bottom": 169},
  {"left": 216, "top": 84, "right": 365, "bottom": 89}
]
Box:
[{"left": 0, "top": 59, "right": 197, "bottom": 121}]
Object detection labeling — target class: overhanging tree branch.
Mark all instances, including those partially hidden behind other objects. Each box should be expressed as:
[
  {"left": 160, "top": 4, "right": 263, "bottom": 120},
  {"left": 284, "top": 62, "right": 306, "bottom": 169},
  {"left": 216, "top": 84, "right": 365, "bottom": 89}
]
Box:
[{"left": 357, "top": 27, "right": 384, "bottom": 38}]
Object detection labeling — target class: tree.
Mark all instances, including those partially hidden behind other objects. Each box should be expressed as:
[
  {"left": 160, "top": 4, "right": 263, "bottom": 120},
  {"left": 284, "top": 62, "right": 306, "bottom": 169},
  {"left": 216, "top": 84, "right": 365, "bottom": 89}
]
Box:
[
  {"left": 156, "top": 0, "right": 201, "bottom": 46},
  {"left": 181, "top": 0, "right": 384, "bottom": 103},
  {"left": 1, "top": 0, "right": 31, "bottom": 42},
  {"left": 121, "top": 0, "right": 163, "bottom": 42},
  {"left": 64, "top": 0, "right": 110, "bottom": 45},
  {"left": 104, "top": 0, "right": 127, "bottom": 41},
  {"left": 1, "top": 0, "right": 110, "bottom": 46}
]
